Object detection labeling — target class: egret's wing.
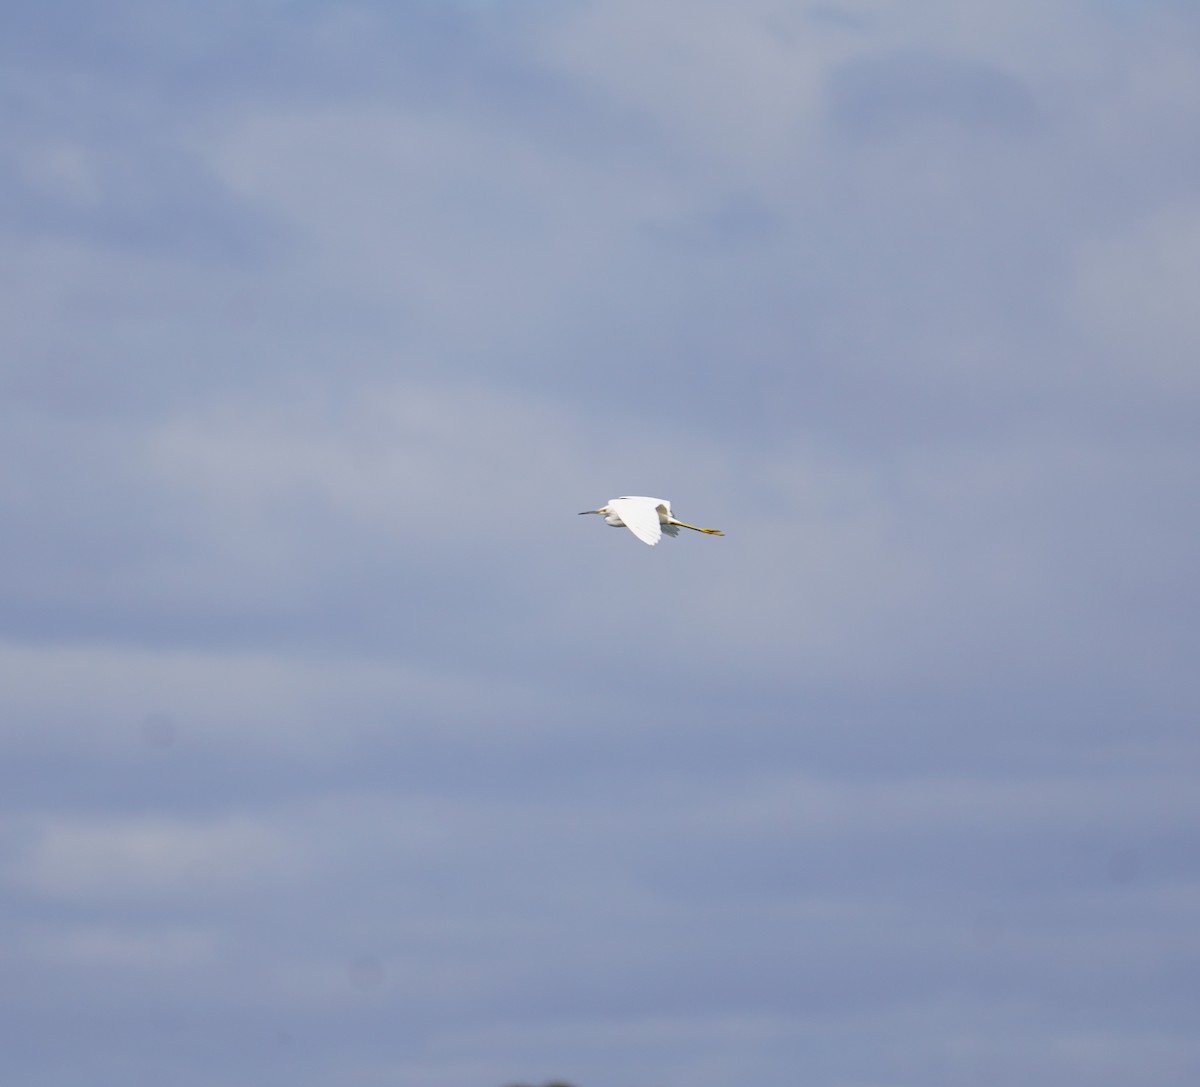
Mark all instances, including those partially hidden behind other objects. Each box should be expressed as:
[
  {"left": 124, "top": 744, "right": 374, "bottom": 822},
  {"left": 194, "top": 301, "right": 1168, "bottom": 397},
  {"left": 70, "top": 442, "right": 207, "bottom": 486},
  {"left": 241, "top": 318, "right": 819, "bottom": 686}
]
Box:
[
  {"left": 661, "top": 524, "right": 680, "bottom": 537},
  {"left": 608, "top": 497, "right": 662, "bottom": 546}
]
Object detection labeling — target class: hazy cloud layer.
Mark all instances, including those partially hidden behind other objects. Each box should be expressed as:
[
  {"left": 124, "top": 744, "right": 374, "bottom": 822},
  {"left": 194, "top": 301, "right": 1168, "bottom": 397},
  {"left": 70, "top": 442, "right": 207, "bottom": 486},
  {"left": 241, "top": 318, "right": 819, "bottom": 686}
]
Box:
[{"left": 2, "top": 2, "right": 1198, "bottom": 1085}]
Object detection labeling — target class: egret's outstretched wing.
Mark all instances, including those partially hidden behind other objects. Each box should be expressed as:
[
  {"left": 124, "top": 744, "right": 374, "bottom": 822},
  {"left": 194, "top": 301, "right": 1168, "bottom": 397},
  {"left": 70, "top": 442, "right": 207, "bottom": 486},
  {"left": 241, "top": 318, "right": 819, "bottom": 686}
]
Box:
[{"left": 608, "top": 496, "right": 662, "bottom": 546}]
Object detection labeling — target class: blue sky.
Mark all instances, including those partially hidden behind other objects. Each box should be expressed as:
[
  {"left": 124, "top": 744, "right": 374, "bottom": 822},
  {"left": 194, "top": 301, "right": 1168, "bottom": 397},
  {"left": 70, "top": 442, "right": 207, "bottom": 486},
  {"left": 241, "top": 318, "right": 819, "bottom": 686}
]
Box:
[{"left": 2, "top": 2, "right": 1198, "bottom": 1085}]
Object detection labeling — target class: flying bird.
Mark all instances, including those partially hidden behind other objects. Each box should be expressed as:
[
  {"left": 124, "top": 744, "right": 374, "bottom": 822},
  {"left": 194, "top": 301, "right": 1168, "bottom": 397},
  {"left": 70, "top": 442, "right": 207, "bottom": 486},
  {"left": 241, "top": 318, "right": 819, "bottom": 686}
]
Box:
[{"left": 579, "top": 496, "right": 724, "bottom": 547}]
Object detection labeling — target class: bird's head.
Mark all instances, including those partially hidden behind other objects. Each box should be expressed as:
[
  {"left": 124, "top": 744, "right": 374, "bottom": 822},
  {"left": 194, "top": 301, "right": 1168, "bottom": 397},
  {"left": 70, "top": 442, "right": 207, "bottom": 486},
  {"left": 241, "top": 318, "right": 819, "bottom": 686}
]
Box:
[{"left": 578, "top": 506, "right": 607, "bottom": 516}]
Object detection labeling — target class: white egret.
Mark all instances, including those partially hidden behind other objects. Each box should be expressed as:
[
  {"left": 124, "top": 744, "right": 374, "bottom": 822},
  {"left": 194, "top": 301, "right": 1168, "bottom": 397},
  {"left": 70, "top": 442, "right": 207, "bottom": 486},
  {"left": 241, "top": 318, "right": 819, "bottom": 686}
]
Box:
[{"left": 578, "top": 496, "right": 724, "bottom": 547}]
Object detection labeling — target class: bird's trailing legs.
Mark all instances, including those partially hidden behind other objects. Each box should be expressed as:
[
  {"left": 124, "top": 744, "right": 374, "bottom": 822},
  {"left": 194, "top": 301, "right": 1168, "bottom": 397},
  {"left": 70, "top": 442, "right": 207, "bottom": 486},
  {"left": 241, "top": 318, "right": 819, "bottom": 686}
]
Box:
[{"left": 668, "top": 518, "right": 724, "bottom": 536}]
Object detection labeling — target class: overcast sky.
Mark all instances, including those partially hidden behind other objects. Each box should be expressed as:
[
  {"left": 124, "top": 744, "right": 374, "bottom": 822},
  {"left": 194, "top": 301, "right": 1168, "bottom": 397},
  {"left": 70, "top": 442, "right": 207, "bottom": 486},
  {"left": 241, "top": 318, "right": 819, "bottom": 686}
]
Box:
[{"left": 2, "top": 2, "right": 1199, "bottom": 1085}]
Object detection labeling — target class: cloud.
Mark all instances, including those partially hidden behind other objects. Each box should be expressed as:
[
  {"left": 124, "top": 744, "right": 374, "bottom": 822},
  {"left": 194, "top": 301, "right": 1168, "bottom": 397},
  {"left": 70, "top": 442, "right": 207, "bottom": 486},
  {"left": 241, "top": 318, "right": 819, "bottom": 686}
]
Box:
[
  {"left": 827, "top": 49, "right": 1039, "bottom": 139},
  {"left": 23, "top": 921, "right": 219, "bottom": 972},
  {"left": 1, "top": 2, "right": 1199, "bottom": 1086},
  {"left": 1069, "top": 197, "right": 1200, "bottom": 391},
  {"left": 10, "top": 812, "right": 302, "bottom": 901}
]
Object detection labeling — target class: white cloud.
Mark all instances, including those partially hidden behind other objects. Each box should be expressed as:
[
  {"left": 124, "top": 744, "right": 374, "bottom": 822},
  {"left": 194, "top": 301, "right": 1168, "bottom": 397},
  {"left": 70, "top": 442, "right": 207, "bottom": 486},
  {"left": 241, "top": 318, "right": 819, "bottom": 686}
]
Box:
[
  {"left": 0, "top": 638, "right": 563, "bottom": 759},
  {"left": 1069, "top": 198, "right": 1200, "bottom": 391},
  {"left": 10, "top": 812, "right": 302, "bottom": 902},
  {"left": 23, "top": 921, "right": 219, "bottom": 971},
  {"left": 534, "top": 0, "right": 843, "bottom": 173}
]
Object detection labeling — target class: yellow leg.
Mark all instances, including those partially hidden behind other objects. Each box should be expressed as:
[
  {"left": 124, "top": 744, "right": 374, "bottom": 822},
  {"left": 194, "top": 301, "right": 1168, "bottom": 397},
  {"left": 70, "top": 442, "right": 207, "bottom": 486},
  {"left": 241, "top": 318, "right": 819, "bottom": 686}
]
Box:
[{"left": 669, "top": 519, "right": 724, "bottom": 536}]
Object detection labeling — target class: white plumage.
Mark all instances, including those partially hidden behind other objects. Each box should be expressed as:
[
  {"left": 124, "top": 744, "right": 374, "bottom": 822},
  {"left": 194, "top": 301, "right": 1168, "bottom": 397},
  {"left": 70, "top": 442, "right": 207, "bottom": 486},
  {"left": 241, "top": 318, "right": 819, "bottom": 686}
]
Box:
[{"left": 578, "top": 496, "right": 724, "bottom": 547}]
